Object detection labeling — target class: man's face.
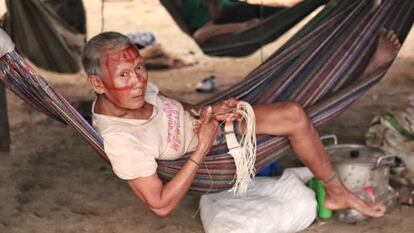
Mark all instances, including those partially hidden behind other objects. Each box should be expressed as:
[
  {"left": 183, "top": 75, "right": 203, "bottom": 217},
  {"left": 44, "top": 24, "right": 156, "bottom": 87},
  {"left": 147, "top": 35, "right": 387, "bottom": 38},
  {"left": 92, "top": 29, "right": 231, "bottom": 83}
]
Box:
[{"left": 100, "top": 45, "right": 148, "bottom": 110}]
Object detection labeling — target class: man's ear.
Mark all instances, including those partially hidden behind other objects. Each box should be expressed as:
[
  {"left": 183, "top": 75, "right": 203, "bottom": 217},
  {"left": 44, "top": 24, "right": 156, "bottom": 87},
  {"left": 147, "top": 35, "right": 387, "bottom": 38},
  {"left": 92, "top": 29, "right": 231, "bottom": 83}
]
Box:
[{"left": 87, "top": 75, "right": 105, "bottom": 94}]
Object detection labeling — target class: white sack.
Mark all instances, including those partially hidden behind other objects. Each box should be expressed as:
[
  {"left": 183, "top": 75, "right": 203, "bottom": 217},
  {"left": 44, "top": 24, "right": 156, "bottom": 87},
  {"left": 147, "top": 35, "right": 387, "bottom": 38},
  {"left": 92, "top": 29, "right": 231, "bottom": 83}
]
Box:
[{"left": 200, "top": 168, "right": 316, "bottom": 233}]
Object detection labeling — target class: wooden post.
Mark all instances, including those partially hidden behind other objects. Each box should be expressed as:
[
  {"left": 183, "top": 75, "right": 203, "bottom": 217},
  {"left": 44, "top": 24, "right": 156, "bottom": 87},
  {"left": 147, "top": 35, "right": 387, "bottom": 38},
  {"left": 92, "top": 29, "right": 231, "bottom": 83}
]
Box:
[{"left": 0, "top": 81, "right": 10, "bottom": 153}]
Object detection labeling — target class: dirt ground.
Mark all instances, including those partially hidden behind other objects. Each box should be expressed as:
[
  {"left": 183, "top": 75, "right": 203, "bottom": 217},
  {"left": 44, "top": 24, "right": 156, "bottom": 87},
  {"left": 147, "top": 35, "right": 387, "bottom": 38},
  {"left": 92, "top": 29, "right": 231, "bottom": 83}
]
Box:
[{"left": 0, "top": 0, "right": 413, "bottom": 232}]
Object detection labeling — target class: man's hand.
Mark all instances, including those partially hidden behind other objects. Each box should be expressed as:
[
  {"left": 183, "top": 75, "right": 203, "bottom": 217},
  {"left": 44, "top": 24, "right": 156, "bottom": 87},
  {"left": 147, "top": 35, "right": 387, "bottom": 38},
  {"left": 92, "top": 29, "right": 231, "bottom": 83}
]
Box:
[
  {"left": 211, "top": 98, "right": 240, "bottom": 121},
  {"left": 196, "top": 106, "right": 219, "bottom": 154}
]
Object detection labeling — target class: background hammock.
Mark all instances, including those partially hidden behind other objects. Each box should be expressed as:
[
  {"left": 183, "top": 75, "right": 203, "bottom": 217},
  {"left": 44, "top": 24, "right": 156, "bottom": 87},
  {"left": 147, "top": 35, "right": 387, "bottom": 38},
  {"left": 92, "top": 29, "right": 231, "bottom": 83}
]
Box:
[
  {"left": 2, "top": 0, "right": 86, "bottom": 73},
  {"left": 0, "top": 0, "right": 413, "bottom": 193},
  {"left": 160, "top": 0, "right": 327, "bottom": 57}
]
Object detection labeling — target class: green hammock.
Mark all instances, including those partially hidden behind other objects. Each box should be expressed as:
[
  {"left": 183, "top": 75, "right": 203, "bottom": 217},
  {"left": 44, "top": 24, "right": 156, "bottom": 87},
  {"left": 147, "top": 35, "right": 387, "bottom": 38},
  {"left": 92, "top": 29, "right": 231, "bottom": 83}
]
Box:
[
  {"left": 160, "top": 0, "right": 328, "bottom": 57},
  {"left": 0, "top": 0, "right": 412, "bottom": 193}
]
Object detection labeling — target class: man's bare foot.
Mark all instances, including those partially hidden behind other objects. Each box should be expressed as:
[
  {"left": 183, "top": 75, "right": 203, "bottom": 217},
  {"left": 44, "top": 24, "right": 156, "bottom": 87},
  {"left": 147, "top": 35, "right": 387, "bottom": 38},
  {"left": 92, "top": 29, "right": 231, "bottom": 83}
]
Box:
[
  {"left": 323, "top": 179, "right": 385, "bottom": 218},
  {"left": 363, "top": 29, "right": 401, "bottom": 76}
]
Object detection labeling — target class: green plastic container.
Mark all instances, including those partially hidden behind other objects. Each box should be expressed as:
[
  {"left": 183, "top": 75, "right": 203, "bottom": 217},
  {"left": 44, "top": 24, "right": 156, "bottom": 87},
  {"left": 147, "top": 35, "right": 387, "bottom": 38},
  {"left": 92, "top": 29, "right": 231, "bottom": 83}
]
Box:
[{"left": 307, "top": 177, "right": 333, "bottom": 219}]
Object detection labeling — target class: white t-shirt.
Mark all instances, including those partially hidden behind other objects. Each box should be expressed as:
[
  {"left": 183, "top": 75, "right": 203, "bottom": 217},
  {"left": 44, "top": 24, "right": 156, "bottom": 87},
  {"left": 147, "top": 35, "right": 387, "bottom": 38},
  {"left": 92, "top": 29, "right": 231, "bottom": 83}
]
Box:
[{"left": 92, "top": 82, "right": 199, "bottom": 180}]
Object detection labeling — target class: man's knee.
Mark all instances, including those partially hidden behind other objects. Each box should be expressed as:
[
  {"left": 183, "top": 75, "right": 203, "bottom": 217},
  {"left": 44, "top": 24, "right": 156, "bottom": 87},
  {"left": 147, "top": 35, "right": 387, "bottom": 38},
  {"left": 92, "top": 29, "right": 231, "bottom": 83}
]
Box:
[
  {"left": 284, "top": 101, "right": 307, "bottom": 123},
  {"left": 281, "top": 101, "right": 312, "bottom": 134}
]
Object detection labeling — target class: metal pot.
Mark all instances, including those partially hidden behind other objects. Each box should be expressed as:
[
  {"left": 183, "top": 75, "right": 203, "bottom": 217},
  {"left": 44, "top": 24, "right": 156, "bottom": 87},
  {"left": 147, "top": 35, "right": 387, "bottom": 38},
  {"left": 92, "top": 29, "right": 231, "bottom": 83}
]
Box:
[{"left": 322, "top": 135, "right": 396, "bottom": 192}]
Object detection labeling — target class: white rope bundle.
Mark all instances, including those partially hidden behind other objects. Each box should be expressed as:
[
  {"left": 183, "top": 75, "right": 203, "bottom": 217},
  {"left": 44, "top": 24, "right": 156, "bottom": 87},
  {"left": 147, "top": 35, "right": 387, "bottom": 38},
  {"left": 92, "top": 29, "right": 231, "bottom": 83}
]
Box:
[{"left": 225, "top": 101, "right": 257, "bottom": 194}]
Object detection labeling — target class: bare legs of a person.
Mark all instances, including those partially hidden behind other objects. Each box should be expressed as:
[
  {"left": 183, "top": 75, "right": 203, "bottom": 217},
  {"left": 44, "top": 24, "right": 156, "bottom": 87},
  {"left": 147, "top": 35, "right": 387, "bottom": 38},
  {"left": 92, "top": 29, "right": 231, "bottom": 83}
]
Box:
[
  {"left": 323, "top": 29, "right": 400, "bottom": 215},
  {"left": 193, "top": 18, "right": 261, "bottom": 45},
  {"left": 361, "top": 29, "right": 401, "bottom": 77},
  {"left": 139, "top": 45, "right": 197, "bottom": 69},
  {"left": 237, "top": 29, "right": 401, "bottom": 218}
]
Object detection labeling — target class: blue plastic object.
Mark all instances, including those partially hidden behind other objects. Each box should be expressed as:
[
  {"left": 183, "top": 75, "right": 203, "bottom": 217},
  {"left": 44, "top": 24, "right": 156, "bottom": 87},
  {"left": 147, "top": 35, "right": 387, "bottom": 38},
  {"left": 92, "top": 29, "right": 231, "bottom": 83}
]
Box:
[{"left": 257, "top": 162, "right": 282, "bottom": 176}]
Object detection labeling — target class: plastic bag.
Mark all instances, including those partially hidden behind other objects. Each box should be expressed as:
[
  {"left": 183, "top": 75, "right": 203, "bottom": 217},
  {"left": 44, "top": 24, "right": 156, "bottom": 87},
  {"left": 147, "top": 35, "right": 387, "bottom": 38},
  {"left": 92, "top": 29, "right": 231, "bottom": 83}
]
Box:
[
  {"left": 365, "top": 108, "right": 414, "bottom": 172},
  {"left": 199, "top": 168, "right": 316, "bottom": 233},
  {"left": 336, "top": 185, "right": 398, "bottom": 223}
]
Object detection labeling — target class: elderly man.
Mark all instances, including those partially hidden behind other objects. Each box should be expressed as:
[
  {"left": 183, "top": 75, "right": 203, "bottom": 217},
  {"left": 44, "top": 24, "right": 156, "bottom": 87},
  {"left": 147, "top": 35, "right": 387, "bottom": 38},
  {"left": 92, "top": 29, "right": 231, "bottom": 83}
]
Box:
[{"left": 82, "top": 30, "right": 400, "bottom": 217}]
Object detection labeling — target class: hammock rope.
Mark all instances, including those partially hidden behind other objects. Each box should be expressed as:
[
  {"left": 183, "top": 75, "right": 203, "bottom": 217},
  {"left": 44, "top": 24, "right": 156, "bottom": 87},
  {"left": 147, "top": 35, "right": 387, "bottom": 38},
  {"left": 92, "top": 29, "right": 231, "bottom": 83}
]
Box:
[
  {"left": 0, "top": 0, "right": 413, "bottom": 193},
  {"left": 224, "top": 101, "right": 257, "bottom": 194}
]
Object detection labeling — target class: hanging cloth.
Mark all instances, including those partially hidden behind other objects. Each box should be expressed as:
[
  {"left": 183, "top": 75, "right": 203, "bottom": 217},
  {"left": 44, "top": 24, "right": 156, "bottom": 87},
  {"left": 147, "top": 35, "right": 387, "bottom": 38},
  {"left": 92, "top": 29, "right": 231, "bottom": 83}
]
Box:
[{"left": 3, "top": 0, "right": 85, "bottom": 73}]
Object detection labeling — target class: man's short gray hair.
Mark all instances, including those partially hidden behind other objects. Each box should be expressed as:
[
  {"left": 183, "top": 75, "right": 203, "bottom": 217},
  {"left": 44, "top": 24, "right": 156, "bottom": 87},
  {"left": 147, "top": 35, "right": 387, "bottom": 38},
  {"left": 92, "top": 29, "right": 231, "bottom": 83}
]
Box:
[{"left": 82, "top": 31, "right": 133, "bottom": 78}]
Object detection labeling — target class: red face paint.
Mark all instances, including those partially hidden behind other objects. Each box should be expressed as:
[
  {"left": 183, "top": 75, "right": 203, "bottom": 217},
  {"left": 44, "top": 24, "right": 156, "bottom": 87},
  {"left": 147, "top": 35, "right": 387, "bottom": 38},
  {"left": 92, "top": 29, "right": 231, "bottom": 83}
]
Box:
[
  {"left": 99, "top": 45, "right": 148, "bottom": 110},
  {"left": 110, "top": 85, "right": 134, "bottom": 91}
]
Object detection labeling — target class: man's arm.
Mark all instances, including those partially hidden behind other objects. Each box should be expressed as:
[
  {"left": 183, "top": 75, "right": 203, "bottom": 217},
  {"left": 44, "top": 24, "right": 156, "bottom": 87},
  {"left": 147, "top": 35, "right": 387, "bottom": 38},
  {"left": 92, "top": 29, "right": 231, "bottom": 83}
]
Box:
[
  {"left": 127, "top": 107, "right": 218, "bottom": 217},
  {"left": 127, "top": 147, "right": 207, "bottom": 217}
]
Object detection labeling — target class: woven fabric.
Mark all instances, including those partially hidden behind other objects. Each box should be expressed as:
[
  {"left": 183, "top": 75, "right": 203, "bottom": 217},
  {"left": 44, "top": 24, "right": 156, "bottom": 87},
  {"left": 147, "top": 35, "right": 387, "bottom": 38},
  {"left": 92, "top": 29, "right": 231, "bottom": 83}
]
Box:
[{"left": 0, "top": 0, "right": 413, "bottom": 193}]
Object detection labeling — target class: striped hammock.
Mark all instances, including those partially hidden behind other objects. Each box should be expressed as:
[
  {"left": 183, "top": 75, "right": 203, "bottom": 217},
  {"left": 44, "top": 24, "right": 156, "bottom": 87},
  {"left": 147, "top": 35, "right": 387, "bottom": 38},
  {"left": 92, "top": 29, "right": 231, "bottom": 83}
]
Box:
[
  {"left": 160, "top": 0, "right": 328, "bottom": 57},
  {"left": 0, "top": 0, "right": 413, "bottom": 193}
]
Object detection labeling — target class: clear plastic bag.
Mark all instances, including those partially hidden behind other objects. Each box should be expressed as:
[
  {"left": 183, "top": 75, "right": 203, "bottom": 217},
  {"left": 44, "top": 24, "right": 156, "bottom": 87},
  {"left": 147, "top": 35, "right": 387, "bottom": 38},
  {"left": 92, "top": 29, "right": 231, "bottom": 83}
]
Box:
[{"left": 336, "top": 185, "right": 398, "bottom": 223}]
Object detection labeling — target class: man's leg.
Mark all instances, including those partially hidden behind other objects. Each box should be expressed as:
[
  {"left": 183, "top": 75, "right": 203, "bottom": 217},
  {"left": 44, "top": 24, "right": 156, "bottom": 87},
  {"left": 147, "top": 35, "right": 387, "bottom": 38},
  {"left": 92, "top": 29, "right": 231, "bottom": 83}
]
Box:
[
  {"left": 249, "top": 102, "right": 385, "bottom": 218},
  {"left": 237, "top": 29, "right": 401, "bottom": 218}
]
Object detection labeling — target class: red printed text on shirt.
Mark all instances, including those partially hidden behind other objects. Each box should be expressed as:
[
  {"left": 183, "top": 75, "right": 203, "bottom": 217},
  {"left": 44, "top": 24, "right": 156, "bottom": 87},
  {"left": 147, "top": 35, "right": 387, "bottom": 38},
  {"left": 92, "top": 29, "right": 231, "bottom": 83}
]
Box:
[{"left": 163, "top": 98, "right": 182, "bottom": 151}]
